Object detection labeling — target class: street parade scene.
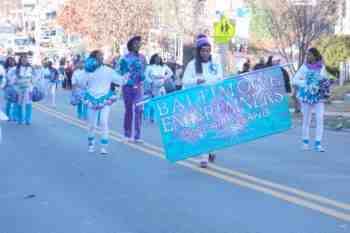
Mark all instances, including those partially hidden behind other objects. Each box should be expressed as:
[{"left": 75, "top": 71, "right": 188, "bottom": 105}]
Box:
[{"left": 0, "top": 0, "right": 350, "bottom": 232}]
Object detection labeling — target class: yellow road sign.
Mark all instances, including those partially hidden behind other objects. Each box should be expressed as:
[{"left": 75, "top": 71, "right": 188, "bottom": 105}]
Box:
[{"left": 214, "top": 15, "right": 235, "bottom": 44}]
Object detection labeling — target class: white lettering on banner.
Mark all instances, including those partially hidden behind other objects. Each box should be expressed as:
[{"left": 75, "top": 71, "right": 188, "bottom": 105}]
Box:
[
  {"left": 157, "top": 71, "right": 286, "bottom": 134},
  {"left": 157, "top": 102, "right": 169, "bottom": 117},
  {"left": 203, "top": 105, "right": 213, "bottom": 120},
  {"left": 236, "top": 79, "right": 250, "bottom": 95},
  {"left": 186, "top": 95, "right": 193, "bottom": 108},
  {"left": 173, "top": 98, "right": 186, "bottom": 114},
  {"left": 161, "top": 116, "right": 173, "bottom": 133},
  {"left": 198, "top": 90, "right": 207, "bottom": 104}
]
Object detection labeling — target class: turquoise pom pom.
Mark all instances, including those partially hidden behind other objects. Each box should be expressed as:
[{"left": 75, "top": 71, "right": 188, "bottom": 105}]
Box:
[
  {"left": 85, "top": 57, "right": 101, "bottom": 73},
  {"left": 118, "top": 58, "right": 129, "bottom": 75}
]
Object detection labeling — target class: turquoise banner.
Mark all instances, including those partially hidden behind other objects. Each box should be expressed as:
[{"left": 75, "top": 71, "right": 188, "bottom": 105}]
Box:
[{"left": 148, "top": 66, "right": 292, "bottom": 162}]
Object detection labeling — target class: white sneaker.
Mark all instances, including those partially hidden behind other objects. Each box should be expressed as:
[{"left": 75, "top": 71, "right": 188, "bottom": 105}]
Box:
[
  {"left": 123, "top": 136, "right": 133, "bottom": 143},
  {"left": 315, "top": 145, "right": 325, "bottom": 152},
  {"left": 100, "top": 148, "right": 108, "bottom": 155},
  {"left": 88, "top": 145, "right": 95, "bottom": 153},
  {"left": 302, "top": 143, "right": 310, "bottom": 151},
  {"left": 200, "top": 161, "right": 208, "bottom": 168},
  {"left": 134, "top": 139, "right": 144, "bottom": 144}
]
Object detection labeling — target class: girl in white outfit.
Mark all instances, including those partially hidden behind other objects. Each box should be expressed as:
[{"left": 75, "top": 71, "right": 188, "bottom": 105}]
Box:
[
  {"left": 71, "top": 60, "right": 88, "bottom": 120},
  {"left": 39, "top": 60, "right": 58, "bottom": 107},
  {"left": 0, "top": 64, "right": 7, "bottom": 122},
  {"left": 2, "top": 57, "right": 17, "bottom": 121},
  {"left": 182, "top": 34, "right": 224, "bottom": 168},
  {"left": 292, "top": 48, "right": 331, "bottom": 152},
  {"left": 45, "top": 61, "right": 59, "bottom": 108},
  {"left": 145, "top": 54, "right": 173, "bottom": 97},
  {"left": 145, "top": 54, "right": 173, "bottom": 122},
  {"left": 7, "top": 55, "right": 36, "bottom": 125},
  {"left": 79, "top": 50, "right": 123, "bottom": 155}
]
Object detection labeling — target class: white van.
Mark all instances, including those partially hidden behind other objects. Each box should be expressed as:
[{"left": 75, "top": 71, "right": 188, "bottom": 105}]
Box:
[{"left": 12, "top": 36, "right": 34, "bottom": 56}]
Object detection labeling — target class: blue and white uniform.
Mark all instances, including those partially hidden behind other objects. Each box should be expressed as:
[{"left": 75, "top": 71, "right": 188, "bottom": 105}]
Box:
[
  {"left": 79, "top": 65, "right": 123, "bottom": 153},
  {"left": 292, "top": 63, "right": 330, "bottom": 151},
  {"left": 7, "top": 65, "right": 36, "bottom": 124},
  {"left": 71, "top": 68, "right": 88, "bottom": 120}
]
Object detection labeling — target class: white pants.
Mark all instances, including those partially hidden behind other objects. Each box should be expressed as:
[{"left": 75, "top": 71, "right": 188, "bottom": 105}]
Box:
[
  {"left": 88, "top": 106, "right": 110, "bottom": 147},
  {"left": 48, "top": 82, "right": 56, "bottom": 106},
  {"left": 17, "top": 87, "right": 32, "bottom": 105},
  {"left": 301, "top": 102, "right": 325, "bottom": 142}
]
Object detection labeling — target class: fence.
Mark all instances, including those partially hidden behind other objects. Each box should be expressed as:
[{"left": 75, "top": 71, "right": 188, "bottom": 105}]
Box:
[{"left": 340, "top": 61, "right": 350, "bottom": 86}]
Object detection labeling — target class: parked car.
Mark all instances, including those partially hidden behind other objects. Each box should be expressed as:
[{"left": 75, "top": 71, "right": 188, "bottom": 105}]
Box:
[{"left": 13, "top": 36, "right": 34, "bottom": 56}]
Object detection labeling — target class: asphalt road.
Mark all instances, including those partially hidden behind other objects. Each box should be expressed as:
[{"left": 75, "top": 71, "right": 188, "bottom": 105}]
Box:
[{"left": 0, "top": 88, "right": 349, "bottom": 233}]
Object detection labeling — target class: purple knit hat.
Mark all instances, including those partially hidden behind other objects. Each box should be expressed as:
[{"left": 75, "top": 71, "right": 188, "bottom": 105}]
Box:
[
  {"left": 306, "top": 60, "right": 323, "bottom": 70},
  {"left": 196, "top": 34, "right": 211, "bottom": 48}
]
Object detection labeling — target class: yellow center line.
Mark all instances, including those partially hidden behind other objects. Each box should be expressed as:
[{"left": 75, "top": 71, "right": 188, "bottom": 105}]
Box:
[
  {"left": 34, "top": 103, "right": 350, "bottom": 212},
  {"left": 33, "top": 103, "right": 350, "bottom": 222}
]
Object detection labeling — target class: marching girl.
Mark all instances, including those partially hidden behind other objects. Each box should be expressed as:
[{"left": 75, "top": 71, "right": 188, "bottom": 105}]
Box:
[
  {"left": 145, "top": 54, "right": 173, "bottom": 97},
  {"left": 0, "top": 63, "right": 5, "bottom": 88},
  {"left": 7, "top": 55, "right": 37, "bottom": 125},
  {"left": 2, "top": 57, "right": 17, "bottom": 121},
  {"left": 0, "top": 64, "right": 6, "bottom": 122},
  {"left": 292, "top": 48, "right": 331, "bottom": 152},
  {"left": 0, "top": 63, "right": 7, "bottom": 141},
  {"left": 0, "top": 62, "right": 5, "bottom": 101},
  {"left": 71, "top": 59, "right": 88, "bottom": 120},
  {"left": 80, "top": 50, "right": 123, "bottom": 155},
  {"left": 117, "top": 36, "right": 147, "bottom": 143},
  {"left": 182, "top": 34, "right": 224, "bottom": 168},
  {"left": 144, "top": 53, "right": 173, "bottom": 122},
  {"left": 44, "top": 60, "right": 59, "bottom": 108}
]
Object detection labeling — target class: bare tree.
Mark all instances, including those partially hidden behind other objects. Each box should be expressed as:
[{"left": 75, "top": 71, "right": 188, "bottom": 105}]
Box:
[
  {"left": 247, "top": 0, "right": 340, "bottom": 72},
  {"left": 57, "top": 0, "right": 154, "bottom": 50}
]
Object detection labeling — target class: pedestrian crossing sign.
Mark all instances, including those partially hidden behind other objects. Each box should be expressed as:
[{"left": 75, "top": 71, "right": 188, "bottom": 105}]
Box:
[{"left": 214, "top": 15, "right": 235, "bottom": 44}]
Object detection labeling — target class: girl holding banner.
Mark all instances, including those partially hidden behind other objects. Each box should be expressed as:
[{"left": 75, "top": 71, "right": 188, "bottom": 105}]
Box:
[
  {"left": 80, "top": 50, "right": 123, "bottom": 155},
  {"left": 182, "top": 34, "right": 224, "bottom": 168},
  {"left": 292, "top": 48, "right": 331, "bottom": 152}
]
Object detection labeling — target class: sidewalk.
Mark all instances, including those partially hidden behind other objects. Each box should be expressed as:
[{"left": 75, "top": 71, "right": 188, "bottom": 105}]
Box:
[
  {"left": 325, "top": 111, "right": 350, "bottom": 117},
  {"left": 291, "top": 100, "right": 350, "bottom": 132}
]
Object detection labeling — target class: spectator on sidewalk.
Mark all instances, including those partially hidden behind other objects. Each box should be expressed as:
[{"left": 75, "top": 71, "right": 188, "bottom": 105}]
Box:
[
  {"left": 253, "top": 57, "right": 266, "bottom": 70},
  {"left": 265, "top": 55, "right": 274, "bottom": 67},
  {"left": 275, "top": 59, "right": 292, "bottom": 94},
  {"left": 239, "top": 59, "right": 251, "bottom": 74},
  {"left": 65, "top": 62, "right": 74, "bottom": 90}
]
